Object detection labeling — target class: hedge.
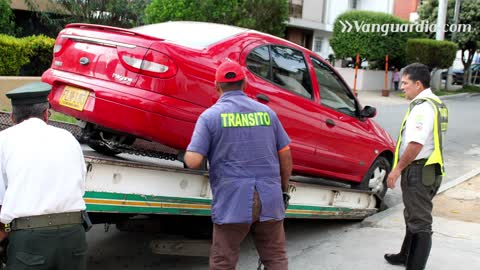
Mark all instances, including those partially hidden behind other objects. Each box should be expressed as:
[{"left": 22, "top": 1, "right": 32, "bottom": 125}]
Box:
[
  {"left": 0, "top": 34, "right": 55, "bottom": 76},
  {"left": 330, "top": 11, "right": 421, "bottom": 69},
  {"left": 0, "top": 35, "right": 31, "bottom": 75},
  {"left": 21, "top": 35, "right": 56, "bottom": 76},
  {"left": 406, "top": 38, "right": 458, "bottom": 69}
]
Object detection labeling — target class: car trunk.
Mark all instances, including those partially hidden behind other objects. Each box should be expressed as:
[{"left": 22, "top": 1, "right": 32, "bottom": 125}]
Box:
[{"left": 51, "top": 24, "right": 162, "bottom": 88}]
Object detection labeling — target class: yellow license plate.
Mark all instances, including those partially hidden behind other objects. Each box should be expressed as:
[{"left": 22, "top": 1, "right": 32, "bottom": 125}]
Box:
[{"left": 59, "top": 86, "right": 89, "bottom": 111}]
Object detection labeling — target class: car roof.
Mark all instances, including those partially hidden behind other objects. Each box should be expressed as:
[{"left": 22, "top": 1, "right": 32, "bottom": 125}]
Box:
[{"left": 132, "top": 21, "right": 248, "bottom": 49}]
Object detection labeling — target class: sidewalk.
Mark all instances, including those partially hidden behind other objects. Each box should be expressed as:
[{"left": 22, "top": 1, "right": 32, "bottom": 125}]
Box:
[
  {"left": 286, "top": 175, "right": 480, "bottom": 270},
  {"left": 357, "top": 89, "right": 473, "bottom": 107}
]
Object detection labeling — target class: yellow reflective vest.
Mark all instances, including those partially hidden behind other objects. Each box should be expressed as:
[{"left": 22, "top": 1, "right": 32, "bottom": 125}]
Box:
[{"left": 393, "top": 96, "right": 448, "bottom": 175}]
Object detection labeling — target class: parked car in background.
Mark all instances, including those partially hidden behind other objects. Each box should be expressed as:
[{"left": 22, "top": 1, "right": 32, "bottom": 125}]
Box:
[
  {"left": 42, "top": 21, "right": 395, "bottom": 197},
  {"left": 441, "top": 64, "right": 480, "bottom": 85}
]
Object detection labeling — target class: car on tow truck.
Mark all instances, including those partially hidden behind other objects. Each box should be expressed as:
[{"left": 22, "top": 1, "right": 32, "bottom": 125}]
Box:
[{"left": 42, "top": 21, "right": 395, "bottom": 198}]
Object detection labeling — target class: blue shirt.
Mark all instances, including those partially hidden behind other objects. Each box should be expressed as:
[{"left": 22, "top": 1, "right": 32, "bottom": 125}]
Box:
[{"left": 187, "top": 90, "right": 290, "bottom": 224}]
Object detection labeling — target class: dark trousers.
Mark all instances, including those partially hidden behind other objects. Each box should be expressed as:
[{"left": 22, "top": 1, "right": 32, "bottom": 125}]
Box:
[
  {"left": 394, "top": 81, "right": 399, "bottom": 91},
  {"left": 6, "top": 224, "right": 87, "bottom": 270},
  {"left": 210, "top": 220, "right": 288, "bottom": 270},
  {"left": 401, "top": 163, "right": 442, "bottom": 233}
]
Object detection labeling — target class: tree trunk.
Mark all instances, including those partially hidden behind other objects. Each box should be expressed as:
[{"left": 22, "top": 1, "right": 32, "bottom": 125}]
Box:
[{"left": 461, "top": 48, "right": 474, "bottom": 86}]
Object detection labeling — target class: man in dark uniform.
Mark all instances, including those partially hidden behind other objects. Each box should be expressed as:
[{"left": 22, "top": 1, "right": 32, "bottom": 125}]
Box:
[
  {"left": 185, "top": 61, "right": 292, "bottom": 270},
  {"left": 0, "top": 82, "right": 88, "bottom": 270},
  {"left": 385, "top": 63, "right": 448, "bottom": 270}
]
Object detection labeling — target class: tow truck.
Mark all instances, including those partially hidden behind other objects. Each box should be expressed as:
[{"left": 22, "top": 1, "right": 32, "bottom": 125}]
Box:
[{"left": 0, "top": 111, "right": 384, "bottom": 256}]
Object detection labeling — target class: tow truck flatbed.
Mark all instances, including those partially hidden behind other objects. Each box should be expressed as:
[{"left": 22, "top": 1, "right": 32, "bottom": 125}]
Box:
[{"left": 84, "top": 151, "right": 378, "bottom": 220}]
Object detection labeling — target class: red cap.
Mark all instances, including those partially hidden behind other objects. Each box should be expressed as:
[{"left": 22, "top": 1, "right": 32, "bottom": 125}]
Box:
[{"left": 215, "top": 61, "right": 245, "bottom": 83}]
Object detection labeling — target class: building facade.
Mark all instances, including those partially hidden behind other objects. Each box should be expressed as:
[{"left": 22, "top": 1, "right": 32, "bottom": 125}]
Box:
[{"left": 286, "top": 0, "right": 395, "bottom": 59}]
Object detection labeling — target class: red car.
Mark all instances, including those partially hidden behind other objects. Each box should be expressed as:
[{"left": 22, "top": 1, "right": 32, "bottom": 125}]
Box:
[{"left": 42, "top": 21, "right": 395, "bottom": 197}]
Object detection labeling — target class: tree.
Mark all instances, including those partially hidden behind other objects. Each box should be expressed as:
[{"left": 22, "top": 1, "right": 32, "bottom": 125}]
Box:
[
  {"left": 24, "top": 0, "right": 150, "bottom": 35},
  {"left": 418, "top": 0, "right": 480, "bottom": 85},
  {"left": 0, "top": 0, "right": 16, "bottom": 35},
  {"left": 330, "top": 11, "right": 420, "bottom": 69},
  {"left": 406, "top": 38, "right": 458, "bottom": 69},
  {"left": 144, "top": 0, "right": 289, "bottom": 37}
]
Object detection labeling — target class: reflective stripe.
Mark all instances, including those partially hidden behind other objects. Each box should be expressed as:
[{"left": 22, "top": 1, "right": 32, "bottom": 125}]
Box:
[{"left": 393, "top": 97, "right": 448, "bottom": 175}]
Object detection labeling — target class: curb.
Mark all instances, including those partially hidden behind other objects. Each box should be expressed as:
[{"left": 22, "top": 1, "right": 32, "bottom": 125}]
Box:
[
  {"left": 438, "top": 167, "right": 480, "bottom": 193},
  {"left": 439, "top": 93, "right": 470, "bottom": 100},
  {"left": 361, "top": 167, "right": 480, "bottom": 227}
]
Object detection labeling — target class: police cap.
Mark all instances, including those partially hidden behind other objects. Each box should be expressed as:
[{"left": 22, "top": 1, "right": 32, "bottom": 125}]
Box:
[{"left": 6, "top": 82, "right": 51, "bottom": 105}]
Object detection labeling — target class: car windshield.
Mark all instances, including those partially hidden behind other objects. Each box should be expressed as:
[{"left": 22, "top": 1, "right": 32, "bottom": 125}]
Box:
[{"left": 132, "top": 22, "right": 247, "bottom": 49}]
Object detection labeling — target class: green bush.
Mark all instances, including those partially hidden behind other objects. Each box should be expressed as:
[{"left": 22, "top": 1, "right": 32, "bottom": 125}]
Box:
[
  {"left": 406, "top": 39, "right": 458, "bottom": 69},
  {"left": 21, "top": 35, "right": 55, "bottom": 76},
  {"left": 330, "top": 11, "right": 421, "bottom": 69},
  {"left": 0, "top": 34, "right": 31, "bottom": 75}
]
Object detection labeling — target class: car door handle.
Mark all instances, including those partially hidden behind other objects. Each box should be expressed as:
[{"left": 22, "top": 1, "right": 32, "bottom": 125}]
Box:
[
  {"left": 326, "top": 119, "right": 336, "bottom": 126},
  {"left": 256, "top": 94, "right": 269, "bottom": 103}
]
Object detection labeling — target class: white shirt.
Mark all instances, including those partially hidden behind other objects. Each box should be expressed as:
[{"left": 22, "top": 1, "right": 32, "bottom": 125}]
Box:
[
  {"left": 0, "top": 118, "right": 86, "bottom": 224},
  {"left": 399, "top": 88, "right": 436, "bottom": 160}
]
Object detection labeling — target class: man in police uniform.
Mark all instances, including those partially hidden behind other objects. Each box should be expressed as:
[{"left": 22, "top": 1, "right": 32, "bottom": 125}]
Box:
[
  {"left": 0, "top": 82, "right": 88, "bottom": 270},
  {"left": 385, "top": 63, "right": 448, "bottom": 270},
  {"left": 185, "top": 61, "right": 292, "bottom": 270}
]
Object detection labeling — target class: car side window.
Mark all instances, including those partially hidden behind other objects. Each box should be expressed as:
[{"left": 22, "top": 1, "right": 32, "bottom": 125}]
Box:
[
  {"left": 246, "top": 45, "right": 271, "bottom": 79},
  {"left": 311, "top": 57, "right": 357, "bottom": 117},
  {"left": 271, "top": 46, "right": 313, "bottom": 99}
]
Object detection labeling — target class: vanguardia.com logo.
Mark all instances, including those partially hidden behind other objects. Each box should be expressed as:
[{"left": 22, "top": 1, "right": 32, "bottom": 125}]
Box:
[{"left": 338, "top": 20, "right": 473, "bottom": 36}]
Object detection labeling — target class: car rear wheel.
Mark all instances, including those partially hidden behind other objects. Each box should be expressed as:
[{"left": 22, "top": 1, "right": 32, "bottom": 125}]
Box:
[
  {"left": 354, "top": 156, "right": 391, "bottom": 200},
  {"left": 82, "top": 124, "right": 135, "bottom": 156}
]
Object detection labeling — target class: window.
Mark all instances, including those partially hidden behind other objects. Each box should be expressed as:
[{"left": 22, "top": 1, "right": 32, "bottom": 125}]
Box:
[
  {"left": 246, "top": 45, "right": 271, "bottom": 79},
  {"left": 350, "top": 0, "right": 358, "bottom": 9},
  {"left": 311, "top": 57, "right": 357, "bottom": 116},
  {"left": 314, "top": 37, "right": 323, "bottom": 53},
  {"left": 133, "top": 22, "right": 246, "bottom": 49},
  {"left": 246, "top": 45, "right": 313, "bottom": 100},
  {"left": 271, "top": 46, "right": 313, "bottom": 99}
]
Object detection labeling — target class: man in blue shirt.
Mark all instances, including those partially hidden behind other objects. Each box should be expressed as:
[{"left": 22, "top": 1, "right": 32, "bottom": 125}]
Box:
[{"left": 185, "top": 60, "right": 292, "bottom": 270}]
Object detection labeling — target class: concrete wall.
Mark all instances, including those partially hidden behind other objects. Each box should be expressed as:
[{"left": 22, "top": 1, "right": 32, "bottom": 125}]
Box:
[
  {"left": 303, "top": 0, "right": 325, "bottom": 22},
  {"left": 335, "top": 68, "right": 393, "bottom": 91},
  {"left": 0, "top": 77, "right": 41, "bottom": 111}
]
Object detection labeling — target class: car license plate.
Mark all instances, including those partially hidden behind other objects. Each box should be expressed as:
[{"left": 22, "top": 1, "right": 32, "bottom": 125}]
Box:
[{"left": 59, "top": 86, "right": 89, "bottom": 111}]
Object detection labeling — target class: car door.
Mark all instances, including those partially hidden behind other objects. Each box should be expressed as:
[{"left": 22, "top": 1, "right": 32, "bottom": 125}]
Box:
[
  {"left": 241, "top": 43, "right": 321, "bottom": 172},
  {"left": 309, "top": 56, "right": 378, "bottom": 182}
]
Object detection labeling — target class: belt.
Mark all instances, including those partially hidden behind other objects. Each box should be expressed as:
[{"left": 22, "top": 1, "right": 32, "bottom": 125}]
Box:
[
  {"left": 410, "top": 158, "right": 428, "bottom": 165},
  {"left": 6, "top": 212, "right": 82, "bottom": 232}
]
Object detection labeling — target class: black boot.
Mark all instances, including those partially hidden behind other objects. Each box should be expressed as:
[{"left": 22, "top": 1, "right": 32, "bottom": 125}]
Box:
[
  {"left": 384, "top": 229, "right": 413, "bottom": 265},
  {"left": 406, "top": 232, "right": 432, "bottom": 270}
]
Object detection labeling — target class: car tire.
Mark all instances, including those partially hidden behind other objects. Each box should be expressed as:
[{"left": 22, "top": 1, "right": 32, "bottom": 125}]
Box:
[
  {"left": 354, "top": 156, "right": 391, "bottom": 200},
  {"left": 88, "top": 142, "right": 122, "bottom": 156}
]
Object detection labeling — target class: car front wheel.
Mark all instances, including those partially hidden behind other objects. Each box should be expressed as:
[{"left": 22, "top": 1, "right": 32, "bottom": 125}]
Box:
[{"left": 354, "top": 156, "right": 391, "bottom": 201}]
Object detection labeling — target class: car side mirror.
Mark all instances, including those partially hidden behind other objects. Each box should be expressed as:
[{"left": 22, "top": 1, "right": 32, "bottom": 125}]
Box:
[{"left": 360, "top": 106, "right": 376, "bottom": 118}]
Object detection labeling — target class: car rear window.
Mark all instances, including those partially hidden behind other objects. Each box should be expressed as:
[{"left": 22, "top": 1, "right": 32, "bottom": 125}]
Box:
[{"left": 132, "top": 22, "right": 247, "bottom": 49}]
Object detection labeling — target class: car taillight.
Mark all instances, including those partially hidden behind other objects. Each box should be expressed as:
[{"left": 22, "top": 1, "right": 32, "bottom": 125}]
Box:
[
  {"left": 118, "top": 48, "right": 177, "bottom": 78},
  {"left": 53, "top": 33, "right": 68, "bottom": 56}
]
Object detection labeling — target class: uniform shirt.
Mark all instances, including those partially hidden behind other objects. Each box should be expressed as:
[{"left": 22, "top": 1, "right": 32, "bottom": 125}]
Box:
[
  {"left": 0, "top": 118, "right": 86, "bottom": 224},
  {"left": 399, "top": 88, "right": 436, "bottom": 160},
  {"left": 187, "top": 90, "right": 290, "bottom": 224}
]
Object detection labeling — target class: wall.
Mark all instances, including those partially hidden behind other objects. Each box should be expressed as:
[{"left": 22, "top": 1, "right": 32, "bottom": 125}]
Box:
[
  {"left": 358, "top": 0, "right": 394, "bottom": 14},
  {"left": 394, "top": 0, "right": 419, "bottom": 21},
  {"left": 0, "top": 77, "right": 41, "bottom": 111},
  {"left": 335, "top": 68, "right": 393, "bottom": 91},
  {"left": 303, "top": 0, "right": 325, "bottom": 22}
]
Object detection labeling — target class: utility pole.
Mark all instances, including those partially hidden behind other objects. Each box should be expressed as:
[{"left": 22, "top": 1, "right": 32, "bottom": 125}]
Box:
[
  {"left": 452, "top": 0, "right": 462, "bottom": 41},
  {"left": 436, "top": 0, "right": 448, "bottom": 40}
]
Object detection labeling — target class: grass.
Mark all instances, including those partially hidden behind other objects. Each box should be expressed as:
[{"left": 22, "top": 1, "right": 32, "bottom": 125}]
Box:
[
  {"left": 0, "top": 108, "right": 76, "bottom": 124},
  {"left": 49, "top": 111, "right": 77, "bottom": 124},
  {"left": 395, "top": 85, "right": 480, "bottom": 97}
]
